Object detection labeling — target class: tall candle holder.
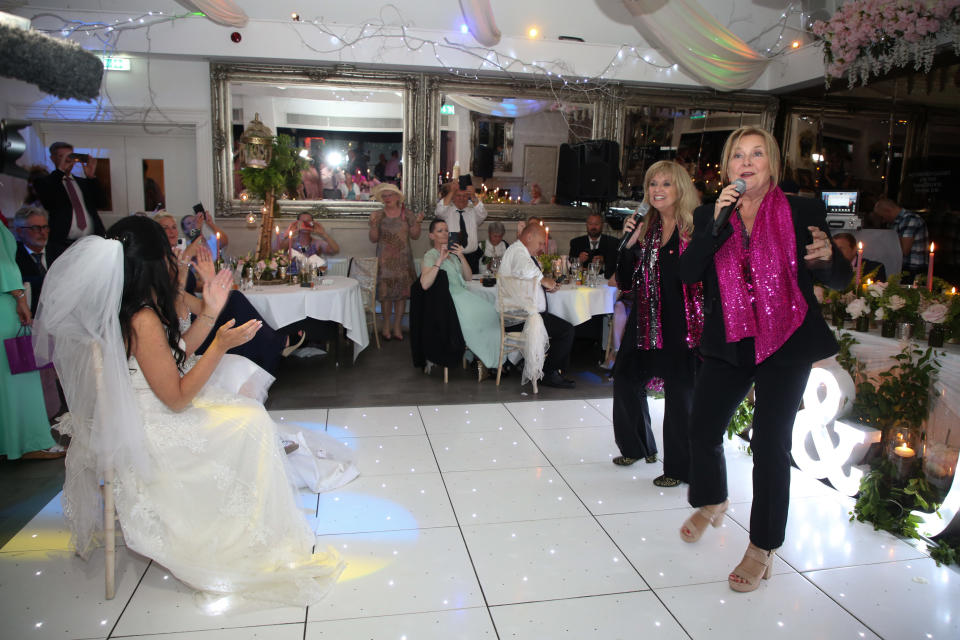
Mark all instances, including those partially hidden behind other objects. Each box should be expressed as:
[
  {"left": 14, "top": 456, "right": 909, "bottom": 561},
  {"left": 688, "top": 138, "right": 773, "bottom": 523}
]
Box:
[{"left": 887, "top": 427, "right": 922, "bottom": 481}]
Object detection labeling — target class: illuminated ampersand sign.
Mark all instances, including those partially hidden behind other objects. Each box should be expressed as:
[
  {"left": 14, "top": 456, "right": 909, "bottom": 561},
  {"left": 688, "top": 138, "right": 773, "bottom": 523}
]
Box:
[{"left": 791, "top": 364, "right": 880, "bottom": 497}]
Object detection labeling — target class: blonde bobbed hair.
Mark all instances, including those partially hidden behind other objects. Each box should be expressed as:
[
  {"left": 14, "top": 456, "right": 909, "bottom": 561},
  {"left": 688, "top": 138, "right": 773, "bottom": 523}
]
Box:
[{"left": 719, "top": 126, "right": 781, "bottom": 187}]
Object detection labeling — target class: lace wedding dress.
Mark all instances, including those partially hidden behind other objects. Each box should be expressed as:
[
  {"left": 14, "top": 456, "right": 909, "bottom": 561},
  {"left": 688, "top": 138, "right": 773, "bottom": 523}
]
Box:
[{"left": 112, "top": 351, "right": 347, "bottom": 607}]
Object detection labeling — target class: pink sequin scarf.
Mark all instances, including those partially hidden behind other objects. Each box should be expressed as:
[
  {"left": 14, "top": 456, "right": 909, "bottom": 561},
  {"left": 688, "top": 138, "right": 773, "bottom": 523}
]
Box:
[
  {"left": 713, "top": 185, "right": 807, "bottom": 364},
  {"left": 632, "top": 215, "right": 704, "bottom": 351}
]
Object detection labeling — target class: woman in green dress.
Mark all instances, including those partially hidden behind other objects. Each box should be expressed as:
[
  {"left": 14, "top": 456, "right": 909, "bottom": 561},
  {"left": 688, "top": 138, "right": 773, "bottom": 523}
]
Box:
[
  {"left": 0, "top": 224, "right": 56, "bottom": 459},
  {"left": 420, "top": 219, "right": 501, "bottom": 371}
]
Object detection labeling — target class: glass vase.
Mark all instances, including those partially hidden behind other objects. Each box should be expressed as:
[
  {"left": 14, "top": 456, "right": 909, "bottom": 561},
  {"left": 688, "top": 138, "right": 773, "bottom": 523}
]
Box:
[
  {"left": 855, "top": 315, "right": 870, "bottom": 332},
  {"left": 928, "top": 324, "right": 945, "bottom": 348},
  {"left": 887, "top": 427, "right": 922, "bottom": 482},
  {"left": 880, "top": 318, "right": 896, "bottom": 338}
]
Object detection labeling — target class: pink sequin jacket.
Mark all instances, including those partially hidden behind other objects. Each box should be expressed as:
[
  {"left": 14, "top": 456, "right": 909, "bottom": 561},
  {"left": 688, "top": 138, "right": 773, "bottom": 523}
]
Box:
[{"left": 678, "top": 195, "right": 851, "bottom": 367}]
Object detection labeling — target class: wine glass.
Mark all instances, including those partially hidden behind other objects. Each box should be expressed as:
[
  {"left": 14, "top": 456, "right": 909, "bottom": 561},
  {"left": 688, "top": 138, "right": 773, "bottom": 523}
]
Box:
[{"left": 253, "top": 263, "right": 264, "bottom": 287}]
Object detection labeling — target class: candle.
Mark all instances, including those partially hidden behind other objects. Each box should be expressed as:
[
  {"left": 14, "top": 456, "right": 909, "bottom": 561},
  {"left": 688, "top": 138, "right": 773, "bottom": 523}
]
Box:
[
  {"left": 288, "top": 230, "right": 293, "bottom": 258},
  {"left": 545, "top": 226, "right": 550, "bottom": 244},
  {"left": 928, "top": 242, "right": 935, "bottom": 291},
  {"left": 855, "top": 242, "right": 863, "bottom": 289},
  {"left": 951, "top": 287, "right": 957, "bottom": 295},
  {"left": 894, "top": 443, "right": 916, "bottom": 458},
  {"left": 215, "top": 231, "right": 220, "bottom": 259},
  {"left": 273, "top": 225, "right": 279, "bottom": 252}
]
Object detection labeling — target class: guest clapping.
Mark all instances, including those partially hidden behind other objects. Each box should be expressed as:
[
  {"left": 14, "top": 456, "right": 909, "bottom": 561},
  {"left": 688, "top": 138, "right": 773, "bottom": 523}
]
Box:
[
  {"left": 678, "top": 127, "right": 850, "bottom": 592},
  {"left": 369, "top": 183, "right": 423, "bottom": 341},
  {"left": 611, "top": 161, "right": 702, "bottom": 489}
]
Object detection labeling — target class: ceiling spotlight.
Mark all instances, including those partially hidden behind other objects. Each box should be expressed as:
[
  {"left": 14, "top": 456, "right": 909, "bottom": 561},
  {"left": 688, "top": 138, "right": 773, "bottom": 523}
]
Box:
[
  {"left": 791, "top": 40, "right": 800, "bottom": 48},
  {"left": 291, "top": 12, "right": 300, "bottom": 21},
  {"left": 528, "top": 27, "right": 539, "bottom": 39}
]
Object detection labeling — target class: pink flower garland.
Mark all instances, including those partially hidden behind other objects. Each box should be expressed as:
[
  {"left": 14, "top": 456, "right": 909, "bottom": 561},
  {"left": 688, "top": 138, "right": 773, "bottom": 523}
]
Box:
[{"left": 812, "top": 0, "right": 960, "bottom": 86}]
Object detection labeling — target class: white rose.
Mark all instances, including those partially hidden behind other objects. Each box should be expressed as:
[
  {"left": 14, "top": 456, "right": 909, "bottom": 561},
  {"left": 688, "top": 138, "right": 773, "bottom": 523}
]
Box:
[
  {"left": 846, "top": 298, "right": 868, "bottom": 319},
  {"left": 866, "top": 282, "right": 887, "bottom": 298},
  {"left": 888, "top": 295, "right": 906, "bottom": 311},
  {"left": 874, "top": 307, "right": 885, "bottom": 321},
  {"left": 921, "top": 303, "right": 948, "bottom": 325}
]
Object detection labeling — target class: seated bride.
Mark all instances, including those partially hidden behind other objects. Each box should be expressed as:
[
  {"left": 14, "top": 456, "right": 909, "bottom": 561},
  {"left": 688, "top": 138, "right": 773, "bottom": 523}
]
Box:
[{"left": 33, "top": 216, "right": 357, "bottom": 609}]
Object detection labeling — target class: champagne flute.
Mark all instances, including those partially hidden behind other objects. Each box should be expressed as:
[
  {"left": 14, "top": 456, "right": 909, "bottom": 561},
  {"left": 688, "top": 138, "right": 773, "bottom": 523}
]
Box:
[{"left": 253, "top": 263, "right": 264, "bottom": 287}]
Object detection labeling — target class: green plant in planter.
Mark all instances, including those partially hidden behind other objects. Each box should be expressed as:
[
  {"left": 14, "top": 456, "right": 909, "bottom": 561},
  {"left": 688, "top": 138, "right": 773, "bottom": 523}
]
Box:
[
  {"left": 850, "top": 343, "right": 940, "bottom": 437},
  {"left": 239, "top": 134, "right": 307, "bottom": 199}
]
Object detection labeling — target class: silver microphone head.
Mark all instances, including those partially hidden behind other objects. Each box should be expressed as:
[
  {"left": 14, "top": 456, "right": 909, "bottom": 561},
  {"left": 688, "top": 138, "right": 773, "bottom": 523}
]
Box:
[
  {"left": 733, "top": 178, "right": 747, "bottom": 194},
  {"left": 635, "top": 201, "right": 651, "bottom": 217}
]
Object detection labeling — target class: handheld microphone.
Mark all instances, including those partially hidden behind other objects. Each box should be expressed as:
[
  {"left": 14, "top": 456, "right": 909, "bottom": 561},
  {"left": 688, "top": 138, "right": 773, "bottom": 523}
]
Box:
[
  {"left": 618, "top": 202, "right": 651, "bottom": 252},
  {"left": 712, "top": 178, "right": 747, "bottom": 237}
]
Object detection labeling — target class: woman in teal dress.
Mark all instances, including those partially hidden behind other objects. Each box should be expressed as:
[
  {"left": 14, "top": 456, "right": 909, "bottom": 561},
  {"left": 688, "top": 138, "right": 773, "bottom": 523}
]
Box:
[
  {"left": 0, "top": 224, "right": 56, "bottom": 459},
  {"left": 420, "top": 219, "right": 501, "bottom": 370}
]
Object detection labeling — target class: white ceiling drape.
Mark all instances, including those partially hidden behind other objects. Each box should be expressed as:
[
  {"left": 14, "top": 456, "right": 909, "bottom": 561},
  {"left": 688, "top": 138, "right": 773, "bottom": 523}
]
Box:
[
  {"left": 459, "top": 0, "right": 501, "bottom": 47},
  {"left": 622, "top": 0, "right": 769, "bottom": 91},
  {"left": 175, "top": 0, "right": 248, "bottom": 28},
  {"left": 447, "top": 95, "right": 557, "bottom": 118}
]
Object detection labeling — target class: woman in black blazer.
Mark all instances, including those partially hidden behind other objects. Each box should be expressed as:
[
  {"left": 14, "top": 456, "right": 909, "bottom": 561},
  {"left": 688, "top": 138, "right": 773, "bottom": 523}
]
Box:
[{"left": 677, "top": 127, "right": 851, "bottom": 592}]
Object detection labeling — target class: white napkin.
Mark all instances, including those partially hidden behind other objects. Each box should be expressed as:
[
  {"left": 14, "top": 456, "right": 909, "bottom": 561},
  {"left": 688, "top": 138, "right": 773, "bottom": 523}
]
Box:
[{"left": 307, "top": 254, "right": 327, "bottom": 269}]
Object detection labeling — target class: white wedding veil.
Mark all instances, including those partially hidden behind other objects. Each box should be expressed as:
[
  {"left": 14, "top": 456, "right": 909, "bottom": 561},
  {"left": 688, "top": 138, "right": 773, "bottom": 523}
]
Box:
[{"left": 33, "top": 236, "right": 151, "bottom": 558}]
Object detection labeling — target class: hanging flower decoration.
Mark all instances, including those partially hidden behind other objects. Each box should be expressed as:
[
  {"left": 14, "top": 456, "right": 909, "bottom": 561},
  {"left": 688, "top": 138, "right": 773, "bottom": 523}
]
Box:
[{"left": 812, "top": 0, "right": 960, "bottom": 87}]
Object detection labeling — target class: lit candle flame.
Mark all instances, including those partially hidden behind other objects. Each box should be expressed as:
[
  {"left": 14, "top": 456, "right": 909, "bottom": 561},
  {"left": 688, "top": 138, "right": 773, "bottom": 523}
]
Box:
[
  {"left": 930, "top": 242, "right": 935, "bottom": 252},
  {"left": 857, "top": 241, "right": 863, "bottom": 250}
]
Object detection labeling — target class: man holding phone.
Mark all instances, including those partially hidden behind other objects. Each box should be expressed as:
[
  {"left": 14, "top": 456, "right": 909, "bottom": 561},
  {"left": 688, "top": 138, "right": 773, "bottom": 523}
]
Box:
[{"left": 35, "top": 141, "right": 106, "bottom": 247}]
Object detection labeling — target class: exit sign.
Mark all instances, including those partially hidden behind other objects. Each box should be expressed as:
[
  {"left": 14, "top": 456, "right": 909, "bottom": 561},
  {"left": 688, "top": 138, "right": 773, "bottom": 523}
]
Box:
[
  {"left": 440, "top": 104, "right": 455, "bottom": 115},
  {"left": 98, "top": 56, "right": 131, "bottom": 71}
]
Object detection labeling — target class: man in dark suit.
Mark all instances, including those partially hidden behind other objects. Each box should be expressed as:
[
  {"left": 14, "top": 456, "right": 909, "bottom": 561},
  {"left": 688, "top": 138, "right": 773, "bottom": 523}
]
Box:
[
  {"left": 34, "top": 141, "right": 106, "bottom": 247},
  {"left": 569, "top": 212, "right": 619, "bottom": 279},
  {"left": 13, "top": 205, "right": 64, "bottom": 313}
]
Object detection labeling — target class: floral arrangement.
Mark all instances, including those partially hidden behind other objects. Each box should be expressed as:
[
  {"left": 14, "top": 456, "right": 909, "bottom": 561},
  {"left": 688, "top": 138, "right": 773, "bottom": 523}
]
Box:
[
  {"left": 237, "top": 251, "right": 290, "bottom": 281},
  {"left": 812, "top": 0, "right": 960, "bottom": 87}
]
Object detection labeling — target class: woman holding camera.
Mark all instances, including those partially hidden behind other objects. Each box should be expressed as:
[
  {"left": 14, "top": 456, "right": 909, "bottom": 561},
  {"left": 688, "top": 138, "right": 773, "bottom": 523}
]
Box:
[
  {"left": 281, "top": 212, "right": 340, "bottom": 256},
  {"left": 678, "top": 127, "right": 850, "bottom": 592},
  {"left": 420, "top": 218, "right": 500, "bottom": 372}
]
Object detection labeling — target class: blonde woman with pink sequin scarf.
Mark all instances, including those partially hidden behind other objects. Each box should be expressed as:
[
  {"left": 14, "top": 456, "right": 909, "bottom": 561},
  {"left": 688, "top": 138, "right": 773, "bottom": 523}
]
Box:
[{"left": 677, "top": 127, "right": 850, "bottom": 593}]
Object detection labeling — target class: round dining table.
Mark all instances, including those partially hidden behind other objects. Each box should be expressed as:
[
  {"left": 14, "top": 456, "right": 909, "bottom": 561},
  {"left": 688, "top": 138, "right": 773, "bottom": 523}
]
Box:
[
  {"left": 465, "top": 279, "right": 617, "bottom": 326},
  {"left": 243, "top": 276, "right": 369, "bottom": 360}
]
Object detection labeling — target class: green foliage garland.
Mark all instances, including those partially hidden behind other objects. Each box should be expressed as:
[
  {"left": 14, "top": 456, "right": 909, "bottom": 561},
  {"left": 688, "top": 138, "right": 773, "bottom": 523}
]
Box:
[
  {"left": 851, "top": 343, "right": 940, "bottom": 435},
  {"left": 850, "top": 460, "right": 939, "bottom": 540}
]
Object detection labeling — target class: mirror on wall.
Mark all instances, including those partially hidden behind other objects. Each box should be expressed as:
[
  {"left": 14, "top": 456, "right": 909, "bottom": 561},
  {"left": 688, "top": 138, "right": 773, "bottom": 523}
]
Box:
[
  {"left": 620, "top": 106, "right": 763, "bottom": 201},
  {"left": 437, "top": 92, "right": 594, "bottom": 207},
  {"left": 212, "top": 64, "right": 412, "bottom": 216}
]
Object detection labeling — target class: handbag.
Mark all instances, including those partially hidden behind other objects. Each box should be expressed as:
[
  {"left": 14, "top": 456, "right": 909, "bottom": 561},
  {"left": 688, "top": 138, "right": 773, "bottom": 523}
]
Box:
[{"left": 4, "top": 324, "right": 53, "bottom": 375}]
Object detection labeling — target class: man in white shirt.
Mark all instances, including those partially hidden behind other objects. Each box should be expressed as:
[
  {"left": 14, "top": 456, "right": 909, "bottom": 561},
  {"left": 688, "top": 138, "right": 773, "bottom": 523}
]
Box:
[
  {"left": 436, "top": 184, "right": 488, "bottom": 272},
  {"left": 498, "top": 223, "right": 575, "bottom": 389}
]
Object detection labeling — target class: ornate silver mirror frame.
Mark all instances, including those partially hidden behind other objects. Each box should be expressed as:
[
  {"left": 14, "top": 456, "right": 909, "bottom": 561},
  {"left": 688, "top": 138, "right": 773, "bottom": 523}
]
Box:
[{"left": 211, "top": 62, "right": 428, "bottom": 217}]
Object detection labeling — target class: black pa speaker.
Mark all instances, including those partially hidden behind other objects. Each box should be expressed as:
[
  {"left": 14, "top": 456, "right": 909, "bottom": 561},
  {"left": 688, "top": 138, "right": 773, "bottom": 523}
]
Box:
[
  {"left": 472, "top": 145, "right": 494, "bottom": 179},
  {"left": 556, "top": 140, "right": 619, "bottom": 202}
]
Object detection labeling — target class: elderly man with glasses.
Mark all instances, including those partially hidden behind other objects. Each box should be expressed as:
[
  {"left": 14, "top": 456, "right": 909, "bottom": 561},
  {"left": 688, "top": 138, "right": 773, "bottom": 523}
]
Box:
[{"left": 13, "top": 205, "right": 64, "bottom": 313}]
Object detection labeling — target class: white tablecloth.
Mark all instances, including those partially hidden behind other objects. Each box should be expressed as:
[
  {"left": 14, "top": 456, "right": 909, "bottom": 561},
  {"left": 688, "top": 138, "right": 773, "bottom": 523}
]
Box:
[
  {"left": 466, "top": 280, "right": 617, "bottom": 326},
  {"left": 820, "top": 329, "right": 960, "bottom": 448},
  {"left": 243, "top": 276, "right": 369, "bottom": 360}
]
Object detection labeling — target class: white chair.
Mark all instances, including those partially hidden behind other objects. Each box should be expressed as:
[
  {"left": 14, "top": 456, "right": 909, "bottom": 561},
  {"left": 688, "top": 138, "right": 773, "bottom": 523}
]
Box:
[
  {"left": 348, "top": 256, "right": 380, "bottom": 350},
  {"left": 495, "top": 275, "right": 541, "bottom": 394}
]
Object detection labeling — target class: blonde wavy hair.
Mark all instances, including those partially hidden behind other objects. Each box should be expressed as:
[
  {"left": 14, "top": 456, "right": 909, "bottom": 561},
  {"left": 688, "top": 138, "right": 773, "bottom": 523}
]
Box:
[
  {"left": 719, "top": 126, "right": 781, "bottom": 187},
  {"left": 639, "top": 160, "right": 696, "bottom": 241}
]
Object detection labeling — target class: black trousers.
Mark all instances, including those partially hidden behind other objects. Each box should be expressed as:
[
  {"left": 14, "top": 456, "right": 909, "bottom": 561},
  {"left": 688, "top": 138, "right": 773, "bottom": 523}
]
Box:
[
  {"left": 464, "top": 248, "right": 482, "bottom": 274},
  {"left": 511, "top": 312, "right": 574, "bottom": 374},
  {"left": 612, "top": 319, "right": 697, "bottom": 480},
  {"left": 688, "top": 354, "right": 812, "bottom": 550}
]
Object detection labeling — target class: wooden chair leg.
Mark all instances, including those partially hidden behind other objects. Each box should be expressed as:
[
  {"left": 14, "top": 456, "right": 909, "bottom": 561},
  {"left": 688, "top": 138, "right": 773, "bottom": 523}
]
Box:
[
  {"left": 443, "top": 367, "right": 449, "bottom": 384},
  {"left": 103, "top": 470, "right": 116, "bottom": 600}
]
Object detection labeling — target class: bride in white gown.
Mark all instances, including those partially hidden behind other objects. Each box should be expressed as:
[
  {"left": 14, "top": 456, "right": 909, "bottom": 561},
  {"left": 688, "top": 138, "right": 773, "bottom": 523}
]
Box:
[{"left": 34, "top": 217, "right": 355, "bottom": 608}]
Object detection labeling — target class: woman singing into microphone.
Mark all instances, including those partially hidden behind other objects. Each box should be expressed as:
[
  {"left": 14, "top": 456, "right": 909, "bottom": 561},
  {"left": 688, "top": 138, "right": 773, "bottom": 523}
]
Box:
[
  {"left": 677, "top": 127, "right": 850, "bottom": 592},
  {"left": 610, "top": 161, "right": 703, "bottom": 488}
]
